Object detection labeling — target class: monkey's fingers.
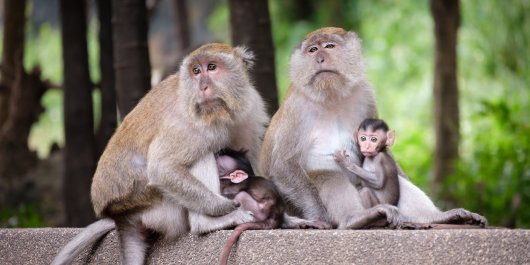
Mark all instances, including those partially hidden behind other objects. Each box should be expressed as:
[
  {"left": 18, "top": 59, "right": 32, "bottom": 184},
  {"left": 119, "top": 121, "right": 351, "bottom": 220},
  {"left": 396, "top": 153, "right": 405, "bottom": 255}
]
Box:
[{"left": 209, "top": 198, "right": 240, "bottom": 217}]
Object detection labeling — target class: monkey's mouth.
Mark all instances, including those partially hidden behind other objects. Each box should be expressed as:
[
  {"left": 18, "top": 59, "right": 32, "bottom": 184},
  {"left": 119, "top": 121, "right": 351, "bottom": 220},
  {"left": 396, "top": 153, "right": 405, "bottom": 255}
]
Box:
[
  {"left": 361, "top": 151, "right": 376, "bottom": 157},
  {"left": 309, "top": 70, "right": 340, "bottom": 85},
  {"left": 195, "top": 98, "right": 230, "bottom": 116},
  {"left": 315, "top": 69, "right": 339, "bottom": 75},
  {"left": 315, "top": 69, "right": 338, "bottom": 75}
]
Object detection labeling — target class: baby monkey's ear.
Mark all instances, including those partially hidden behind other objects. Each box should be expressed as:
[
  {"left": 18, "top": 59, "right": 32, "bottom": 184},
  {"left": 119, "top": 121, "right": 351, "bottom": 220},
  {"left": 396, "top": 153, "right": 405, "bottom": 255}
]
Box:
[
  {"left": 228, "top": 170, "right": 249, "bottom": 183},
  {"left": 386, "top": 130, "right": 396, "bottom": 147}
]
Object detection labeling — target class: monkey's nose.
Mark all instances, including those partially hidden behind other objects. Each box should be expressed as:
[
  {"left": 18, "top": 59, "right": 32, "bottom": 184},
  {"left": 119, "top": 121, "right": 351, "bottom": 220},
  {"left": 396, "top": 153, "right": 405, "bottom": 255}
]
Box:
[{"left": 200, "top": 86, "right": 208, "bottom": 92}]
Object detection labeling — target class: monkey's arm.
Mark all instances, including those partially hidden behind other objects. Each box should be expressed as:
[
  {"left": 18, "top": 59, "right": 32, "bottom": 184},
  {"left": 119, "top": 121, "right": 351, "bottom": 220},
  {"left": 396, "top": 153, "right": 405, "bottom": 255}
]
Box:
[
  {"left": 147, "top": 165, "right": 238, "bottom": 217},
  {"left": 147, "top": 141, "right": 238, "bottom": 217},
  {"left": 334, "top": 150, "right": 384, "bottom": 189}
]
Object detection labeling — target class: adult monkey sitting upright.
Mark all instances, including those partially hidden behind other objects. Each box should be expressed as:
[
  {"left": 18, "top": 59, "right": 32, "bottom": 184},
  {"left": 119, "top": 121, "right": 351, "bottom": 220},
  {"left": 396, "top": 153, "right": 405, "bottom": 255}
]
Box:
[
  {"left": 260, "top": 27, "right": 487, "bottom": 229},
  {"left": 52, "top": 43, "right": 268, "bottom": 265}
]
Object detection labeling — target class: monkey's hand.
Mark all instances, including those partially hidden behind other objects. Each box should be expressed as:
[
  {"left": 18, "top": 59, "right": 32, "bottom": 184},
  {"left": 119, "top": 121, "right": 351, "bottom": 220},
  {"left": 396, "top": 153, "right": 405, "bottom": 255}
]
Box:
[
  {"left": 333, "top": 150, "right": 350, "bottom": 166},
  {"left": 232, "top": 209, "right": 257, "bottom": 225},
  {"left": 208, "top": 196, "right": 241, "bottom": 217},
  {"left": 334, "top": 150, "right": 355, "bottom": 167}
]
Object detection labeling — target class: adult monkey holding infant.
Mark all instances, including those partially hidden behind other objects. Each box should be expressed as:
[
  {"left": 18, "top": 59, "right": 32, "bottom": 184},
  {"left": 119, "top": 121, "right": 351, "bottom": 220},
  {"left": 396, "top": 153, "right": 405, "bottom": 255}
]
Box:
[
  {"left": 53, "top": 43, "right": 268, "bottom": 265},
  {"left": 260, "top": 27, "right": 487, "bottom": 229}
]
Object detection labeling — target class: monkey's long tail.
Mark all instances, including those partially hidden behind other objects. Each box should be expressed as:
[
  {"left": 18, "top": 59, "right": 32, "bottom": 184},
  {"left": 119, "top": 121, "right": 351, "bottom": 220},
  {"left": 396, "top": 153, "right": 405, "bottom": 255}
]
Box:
[
  {"left": 51, "top": 218, "right": 116, "bottom": 265},
  {"left": 219, "top": 222, "right": 269, "bottom": 265}
]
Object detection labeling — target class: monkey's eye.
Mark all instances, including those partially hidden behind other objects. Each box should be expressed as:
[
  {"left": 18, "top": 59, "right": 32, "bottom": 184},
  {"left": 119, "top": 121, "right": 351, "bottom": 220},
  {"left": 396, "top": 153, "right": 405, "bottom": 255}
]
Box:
[
  {"left": 360, "top": 136, "right": 367, "bottom": 141},
  {"left": 308, "top": 46, "right": 318, "bottom": 53},
  {"left": 207, "top": 63, "right": 217, "bottom": 71},
  {"left": 324, "top": 43, "right": 335, "bottom": 49},
  {"left": 370, "top": 137, "right": 378, "bottom": 142},
  {"left": 192, "top": 67, "right": 201, "bottom": 75}
]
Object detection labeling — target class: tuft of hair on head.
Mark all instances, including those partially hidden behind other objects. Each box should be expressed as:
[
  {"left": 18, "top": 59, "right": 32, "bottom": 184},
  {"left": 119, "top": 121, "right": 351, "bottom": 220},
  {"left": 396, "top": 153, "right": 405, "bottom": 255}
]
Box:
[
  {"left": 358, "top": 118, "right": 389, "bottom": 132},
  {"left": 218, "top": 148, "right": 255, "bottom": 176}
]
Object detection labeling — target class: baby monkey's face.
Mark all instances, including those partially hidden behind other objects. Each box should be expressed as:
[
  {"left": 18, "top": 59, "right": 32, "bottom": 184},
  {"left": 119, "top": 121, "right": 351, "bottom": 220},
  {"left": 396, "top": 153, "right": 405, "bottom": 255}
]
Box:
[{"left": 357, "top": 128, "right": 386, "bottom": 157}]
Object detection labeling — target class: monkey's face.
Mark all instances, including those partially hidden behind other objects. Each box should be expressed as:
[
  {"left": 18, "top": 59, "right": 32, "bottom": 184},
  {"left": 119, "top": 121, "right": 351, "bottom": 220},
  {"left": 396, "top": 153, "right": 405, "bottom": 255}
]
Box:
[
  {"left": 179, "top": 44, "right": 256, "bottom": 125},
  {"left": 289, "top": 28, "right": 366, "bottom": 103},
  {"left": 357, "top": 128, "right": 387, "bottom": 157}
]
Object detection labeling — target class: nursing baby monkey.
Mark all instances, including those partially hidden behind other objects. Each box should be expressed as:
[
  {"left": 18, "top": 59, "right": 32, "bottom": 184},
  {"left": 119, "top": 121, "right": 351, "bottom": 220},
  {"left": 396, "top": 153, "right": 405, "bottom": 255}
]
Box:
[
  {"left": 216, "top": 148, "right": 284, "bottom": 265},
  {"left": 52, "top": 43, "right": 269, "bottom": 265},
  {"left": 335, "top": 118, "right": 399, "bottom": 209},
  {"left": 260, "top": 27, "right": 487, "bottom": 229}
]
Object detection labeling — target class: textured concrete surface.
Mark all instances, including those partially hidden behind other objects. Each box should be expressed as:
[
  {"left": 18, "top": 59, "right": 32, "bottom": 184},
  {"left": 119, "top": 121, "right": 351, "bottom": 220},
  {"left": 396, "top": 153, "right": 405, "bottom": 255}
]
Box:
[{"left": 1, "top": 228, "right": 529, "bottom": 265}]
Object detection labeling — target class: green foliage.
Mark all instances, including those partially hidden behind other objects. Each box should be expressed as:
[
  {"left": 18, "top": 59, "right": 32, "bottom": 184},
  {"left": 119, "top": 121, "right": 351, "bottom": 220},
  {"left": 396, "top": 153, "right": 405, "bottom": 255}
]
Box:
[
  {"left": 447, "top": 0, "right": 530, "bottom": 228},
  {"left": 24, "top": 19, "right": 102, "bottom": 158},
  {"left": 0, "top": 203, "right": 47, "bottom": 228}
]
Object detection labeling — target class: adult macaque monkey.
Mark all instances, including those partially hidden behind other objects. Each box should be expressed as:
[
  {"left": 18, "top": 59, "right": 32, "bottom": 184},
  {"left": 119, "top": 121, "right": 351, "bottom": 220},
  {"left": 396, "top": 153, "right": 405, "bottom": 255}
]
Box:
[
  {"left": 260, "top": 27, "right": 487, "bottom": 229},
  {"left": 335, "top": 118, "right": 399, "bottom": 208},
  {"left": 52, "top": 43, "right": 268, "bottom": 265}
]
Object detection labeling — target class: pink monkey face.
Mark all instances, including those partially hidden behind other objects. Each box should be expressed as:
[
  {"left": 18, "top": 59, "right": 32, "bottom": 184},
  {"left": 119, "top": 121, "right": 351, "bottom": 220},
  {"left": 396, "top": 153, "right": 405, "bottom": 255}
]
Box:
[{"left": 357, "top": 128, "right": 386, "bottom": 157}]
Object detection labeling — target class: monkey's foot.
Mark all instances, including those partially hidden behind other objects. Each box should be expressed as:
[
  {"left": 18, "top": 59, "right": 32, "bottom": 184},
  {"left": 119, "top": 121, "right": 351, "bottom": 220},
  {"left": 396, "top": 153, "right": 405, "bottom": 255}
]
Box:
[
  {"left": 443, "top": 208, "right": 488, "bottom": 227},
  {"left": 397, "top": 222, "right": 432, "bottom": 230},
  {"left": 282, "top": 215, "right": 332, "bottom": 229}
]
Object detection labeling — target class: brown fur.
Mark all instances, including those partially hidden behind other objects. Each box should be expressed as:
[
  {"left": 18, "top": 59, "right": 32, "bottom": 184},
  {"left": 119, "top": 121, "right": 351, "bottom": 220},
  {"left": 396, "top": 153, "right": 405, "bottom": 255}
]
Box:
[
  {"left": 52, "top": 43, "right": 270, "bottom": 264},
  {"left": 91, "top": 44, "right": 268, "bottom": 219}
]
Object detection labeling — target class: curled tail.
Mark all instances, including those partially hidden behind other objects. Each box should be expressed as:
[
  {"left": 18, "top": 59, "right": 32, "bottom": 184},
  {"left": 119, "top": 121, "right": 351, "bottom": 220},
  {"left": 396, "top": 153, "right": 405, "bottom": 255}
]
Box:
[
  {"left": 219, "top": 222, "right": 271, "bottom": 265},
  {"left": 51, "top": 218, "right": 116, "bottom": 265}
]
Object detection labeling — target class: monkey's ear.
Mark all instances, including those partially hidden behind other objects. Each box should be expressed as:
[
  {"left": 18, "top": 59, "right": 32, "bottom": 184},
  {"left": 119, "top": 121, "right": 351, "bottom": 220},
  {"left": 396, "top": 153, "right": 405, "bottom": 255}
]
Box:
[
  {"left": 386, "top": 130, "right": 396, "bottom": 147},
  {"left": 229, "top": 170, "right": 249, "bottom": 183},
  {"left": 234, "top": 46, "right": 255, "bottom": 69}
]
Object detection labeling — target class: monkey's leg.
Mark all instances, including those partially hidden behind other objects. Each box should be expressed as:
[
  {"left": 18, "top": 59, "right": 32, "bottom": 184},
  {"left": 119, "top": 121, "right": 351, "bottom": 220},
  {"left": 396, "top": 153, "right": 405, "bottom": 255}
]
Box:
[
  {"left": 116, "top": 220, "right": 150, "bottom": 265},
  {"left": 344, "top": 204, "right": 401, "bottom": 229},
  {"left": 188, "top": 209, "right": 255, "bottom": 234},
  {"left": 397, "top": 177, "right": 486, "bottom": 227},
  {"left": 310, "top": 170, "right": 365, "bottom": 228},
  {"left": 359, "top": 187, "right": 377, "bottom": 208},
  {"left": 270, "top": 160, "right": 330, "bottom": 223},
  {"left": 141, "top": 201, "right": 188, "bottom": 240}
]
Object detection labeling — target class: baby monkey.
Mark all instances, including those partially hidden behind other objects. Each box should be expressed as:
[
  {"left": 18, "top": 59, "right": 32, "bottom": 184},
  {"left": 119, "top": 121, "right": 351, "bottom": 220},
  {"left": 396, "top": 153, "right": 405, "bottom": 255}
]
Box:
[
  {"left": 335, "top": 118, "right": 400, "bottom": 208},
  {"left": 216, "top": 149, "right": 284, "bottom": 265}
]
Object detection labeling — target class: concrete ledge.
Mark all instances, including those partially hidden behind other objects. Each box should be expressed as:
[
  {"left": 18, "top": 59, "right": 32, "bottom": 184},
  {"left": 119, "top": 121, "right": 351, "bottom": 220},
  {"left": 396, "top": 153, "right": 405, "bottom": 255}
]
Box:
[{"left": 1, "top": 228, "right": 529, "bottom": 264}]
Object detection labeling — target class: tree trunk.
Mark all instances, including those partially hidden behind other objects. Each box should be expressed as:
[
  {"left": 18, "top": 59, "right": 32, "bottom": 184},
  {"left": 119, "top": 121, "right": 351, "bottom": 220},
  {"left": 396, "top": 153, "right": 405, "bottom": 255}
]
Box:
[
  {"left": 172, "top": 0, "right": 191, "bottom": 56},
  {"left": 60, "top": 0, "right": 97, "bottom": 226},
  {"left": 431, "top": 0, "right": 460, "bottom": 197},
  {"left": 0, "top": 0, "right": 26, "bottom": 128},
  {"left": 0, "top": 0, "right": 30, "bottom": 207},
  {"left": 228, "top": 0, "right": 279, "bottom": 116},
  {"left": 0, "top": 66, "right": 48, "bottom": 204},
  {"left": 112, "top": 0, "right": 151, "bottom": 118},
  {"left": 96, "top": 0, "right": 117, "bottom": 155}
]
